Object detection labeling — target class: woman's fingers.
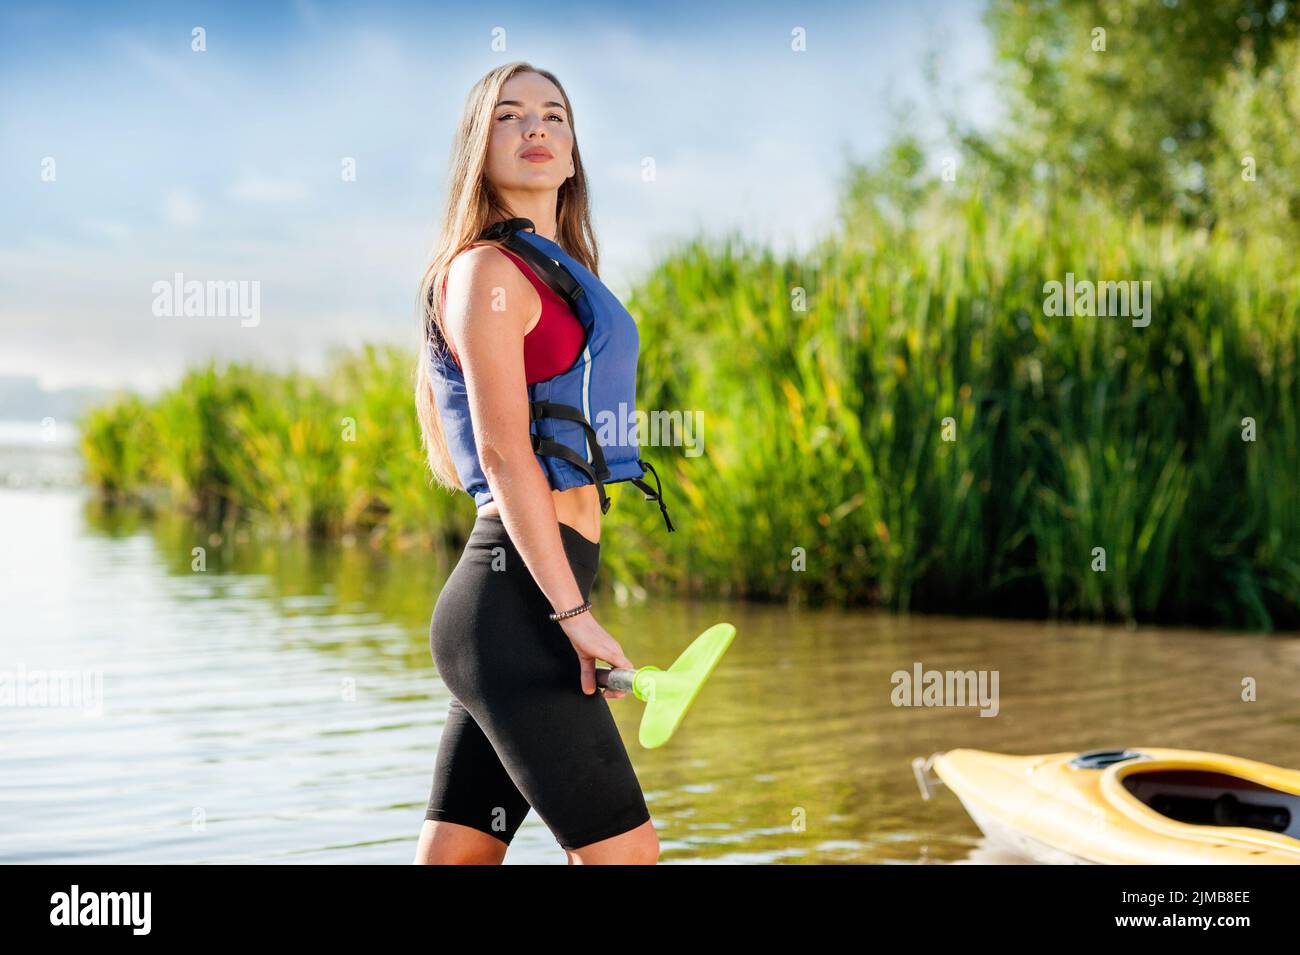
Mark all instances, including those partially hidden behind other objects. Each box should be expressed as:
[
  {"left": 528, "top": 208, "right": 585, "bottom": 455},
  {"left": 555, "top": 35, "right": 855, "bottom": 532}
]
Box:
[
  {"left": 578, "top": 655, "right": 597, "bottom": 695},
  {"left": 601, "top": 639, "right": 634, "bottom": 672}
]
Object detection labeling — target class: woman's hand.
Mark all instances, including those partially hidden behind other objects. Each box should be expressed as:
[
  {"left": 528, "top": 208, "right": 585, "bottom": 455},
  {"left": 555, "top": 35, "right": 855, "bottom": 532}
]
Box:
[{"left": 558, "top": 611, "right": 633, "bottom": 698}]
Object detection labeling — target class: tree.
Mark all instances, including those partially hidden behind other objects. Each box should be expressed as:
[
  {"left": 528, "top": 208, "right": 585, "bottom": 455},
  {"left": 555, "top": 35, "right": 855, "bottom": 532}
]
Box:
[
  {"left": 1209, "top": 35, "right": 1300, "bottom": 244},
  {"left": 968, "top": 0, "right": 1297, "bottom": 223}
]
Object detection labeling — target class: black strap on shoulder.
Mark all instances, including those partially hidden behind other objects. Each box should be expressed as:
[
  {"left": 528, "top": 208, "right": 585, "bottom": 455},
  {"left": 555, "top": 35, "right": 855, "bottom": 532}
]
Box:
[
  {"left": 477, "top": 218, "right": 585, "bottom": 314},
  {"left": 478, "top": 217, "right": 535, "bottom": 242}
]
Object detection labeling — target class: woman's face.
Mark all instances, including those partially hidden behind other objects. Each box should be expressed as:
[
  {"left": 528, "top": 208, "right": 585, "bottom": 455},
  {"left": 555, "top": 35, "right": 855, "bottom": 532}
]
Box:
[{"left": 485, "top": 71, "right": 575, "bottom": 197}]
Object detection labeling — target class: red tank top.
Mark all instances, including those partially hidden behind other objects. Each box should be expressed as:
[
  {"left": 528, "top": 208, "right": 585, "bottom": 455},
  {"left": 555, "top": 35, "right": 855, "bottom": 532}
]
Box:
[{"left": 439, "top": 245, "right": 585, "bottom": 384}]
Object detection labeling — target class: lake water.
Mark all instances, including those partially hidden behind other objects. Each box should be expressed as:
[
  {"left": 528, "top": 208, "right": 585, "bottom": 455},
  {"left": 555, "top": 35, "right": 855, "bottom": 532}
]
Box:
[{"left": 3, "top": 434, "right": 1298, "bottom": 864}]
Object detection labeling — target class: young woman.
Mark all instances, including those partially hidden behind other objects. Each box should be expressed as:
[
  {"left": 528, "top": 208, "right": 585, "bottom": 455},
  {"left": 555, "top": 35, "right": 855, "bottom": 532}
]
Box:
[{"left": 411, "top": 63, "right": 674, "bottom": 865}]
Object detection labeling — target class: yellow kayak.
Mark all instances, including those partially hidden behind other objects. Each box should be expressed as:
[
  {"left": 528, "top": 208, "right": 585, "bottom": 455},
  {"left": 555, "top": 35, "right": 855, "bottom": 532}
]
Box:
[{"left": 919, "top": 747, "right": 1300, "bottom": 864}]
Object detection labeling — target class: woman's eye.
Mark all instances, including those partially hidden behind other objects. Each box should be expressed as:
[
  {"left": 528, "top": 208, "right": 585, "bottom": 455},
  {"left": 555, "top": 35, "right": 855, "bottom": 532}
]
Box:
[{"left": 496, "top": 112, "right": 565, "bottom": 122}]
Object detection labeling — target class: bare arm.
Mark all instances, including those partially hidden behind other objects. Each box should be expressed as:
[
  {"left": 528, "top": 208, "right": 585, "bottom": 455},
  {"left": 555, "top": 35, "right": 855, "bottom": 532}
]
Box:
[
  {"left": 444, "top": 244, "right": 635, "bottom": 694},
  {"left": 444, "top": 244, "right": 587, "bottom": 612}
]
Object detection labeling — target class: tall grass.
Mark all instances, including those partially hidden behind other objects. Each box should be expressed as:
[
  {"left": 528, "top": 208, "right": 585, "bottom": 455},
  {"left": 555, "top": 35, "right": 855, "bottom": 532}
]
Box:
[
  {"left": 80, "top": 193, "right": 1300, "bottom": 628},
  {"left": 80, "top": 345, "right": 465, "bottom": 544},
  {"left": 631, "top": 191, "right": 1298, "bottom": 629}
]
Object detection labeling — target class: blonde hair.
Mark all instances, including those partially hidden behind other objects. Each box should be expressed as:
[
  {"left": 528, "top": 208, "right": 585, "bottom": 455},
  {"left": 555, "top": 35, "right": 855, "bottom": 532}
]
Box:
[{"left": 414, "top": 61, "right": 600, "bottom": 496}]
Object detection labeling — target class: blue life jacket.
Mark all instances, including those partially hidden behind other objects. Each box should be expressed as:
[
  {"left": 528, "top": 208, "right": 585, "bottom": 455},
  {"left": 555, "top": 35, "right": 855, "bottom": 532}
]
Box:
[{"left": 428, "top": 217, "right": 674, "bottom": 532}]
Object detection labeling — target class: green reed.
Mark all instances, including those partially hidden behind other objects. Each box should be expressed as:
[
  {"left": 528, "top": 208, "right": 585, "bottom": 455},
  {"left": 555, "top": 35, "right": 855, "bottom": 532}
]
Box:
[
  {"left": 629, "top": 190, "right": 1298, "bottom": 629},
  {"left": 79, "top": 193, "right": 1299, "bottom": 628}
]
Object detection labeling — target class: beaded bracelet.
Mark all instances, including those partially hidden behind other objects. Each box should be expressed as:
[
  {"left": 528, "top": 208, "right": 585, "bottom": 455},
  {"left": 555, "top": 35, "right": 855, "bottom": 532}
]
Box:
[{"left": 549, "top": 600, "right": 592, "bottom": 622}]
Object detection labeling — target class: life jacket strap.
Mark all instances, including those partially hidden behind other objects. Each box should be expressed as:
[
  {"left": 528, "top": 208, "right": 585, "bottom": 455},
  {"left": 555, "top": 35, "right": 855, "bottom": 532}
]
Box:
[
  {"left": 478, "top": 218, "right": 585, "bottom": 314},
  {"left": 530, "top": 400, "right": 612, "bottom": 478},
  {"left": 631, "top": 458, "right": 675, "bottom": 533},
  {"left": 529, "top": 400, "right": 676, "bottom": 531},
  {"left": 530, "top": 432, "right": 613, "bottom": 515},
  {"left": 530, "top": 398, "right": 612, "bottom": 514}
]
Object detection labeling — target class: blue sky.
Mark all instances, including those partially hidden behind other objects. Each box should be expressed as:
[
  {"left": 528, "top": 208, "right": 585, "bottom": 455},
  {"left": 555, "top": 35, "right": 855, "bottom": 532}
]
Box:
[{"left": 1, "top": 0, "right": 996, "bottom": 392}]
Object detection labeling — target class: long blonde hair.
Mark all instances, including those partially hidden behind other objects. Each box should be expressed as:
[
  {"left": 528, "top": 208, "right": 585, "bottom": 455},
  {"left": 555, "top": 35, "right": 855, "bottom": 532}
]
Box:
[{"left": 415, "top": 62, "right": 600, "bottom": 495}]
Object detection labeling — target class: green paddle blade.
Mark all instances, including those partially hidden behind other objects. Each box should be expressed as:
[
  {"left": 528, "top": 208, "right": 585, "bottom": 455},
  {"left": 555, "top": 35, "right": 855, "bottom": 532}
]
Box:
[{"left": 632, "top": 623, "right": 735, "bottom": 749}]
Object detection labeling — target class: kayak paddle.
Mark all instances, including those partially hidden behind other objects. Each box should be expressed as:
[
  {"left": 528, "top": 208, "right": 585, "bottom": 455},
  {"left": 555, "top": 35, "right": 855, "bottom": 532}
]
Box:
[{"left": 595, "top": 622, "right": 735, "bottom": 748}]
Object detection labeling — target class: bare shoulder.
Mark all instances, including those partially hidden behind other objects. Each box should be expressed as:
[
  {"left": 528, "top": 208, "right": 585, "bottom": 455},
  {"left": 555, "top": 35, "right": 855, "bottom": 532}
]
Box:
[
  {"left": 442, "top": 242, "right": 535, "bottom": 353},
  {"left": 445, "top": 242, "right": 530, "bottom": 307}
]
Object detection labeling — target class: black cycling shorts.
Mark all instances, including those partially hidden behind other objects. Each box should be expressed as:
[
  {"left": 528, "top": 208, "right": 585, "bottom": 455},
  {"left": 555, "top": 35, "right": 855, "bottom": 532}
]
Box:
[{"left": 425, "top": 512, "right": 651, "bottom": 851}]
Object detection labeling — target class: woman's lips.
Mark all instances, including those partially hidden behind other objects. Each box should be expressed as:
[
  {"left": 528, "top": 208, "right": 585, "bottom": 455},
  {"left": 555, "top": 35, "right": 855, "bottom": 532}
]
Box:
[{"left": 520, "top": 149, "right": 552, "bottom": 162}]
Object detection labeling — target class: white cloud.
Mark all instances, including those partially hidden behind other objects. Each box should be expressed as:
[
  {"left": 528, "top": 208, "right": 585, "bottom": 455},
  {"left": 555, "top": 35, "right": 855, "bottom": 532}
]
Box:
[
  {"left": 109, "top": 34, "right": 225, "bottom": 110},
  {"left": 81, "top": 220, "right": 133, "bottom": 241},
  {"left": 164, "top": 190, "right": 201, "bottom": 228},
  {"left": 228, "top": 175, "right": 309, "bottom": 203}
]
